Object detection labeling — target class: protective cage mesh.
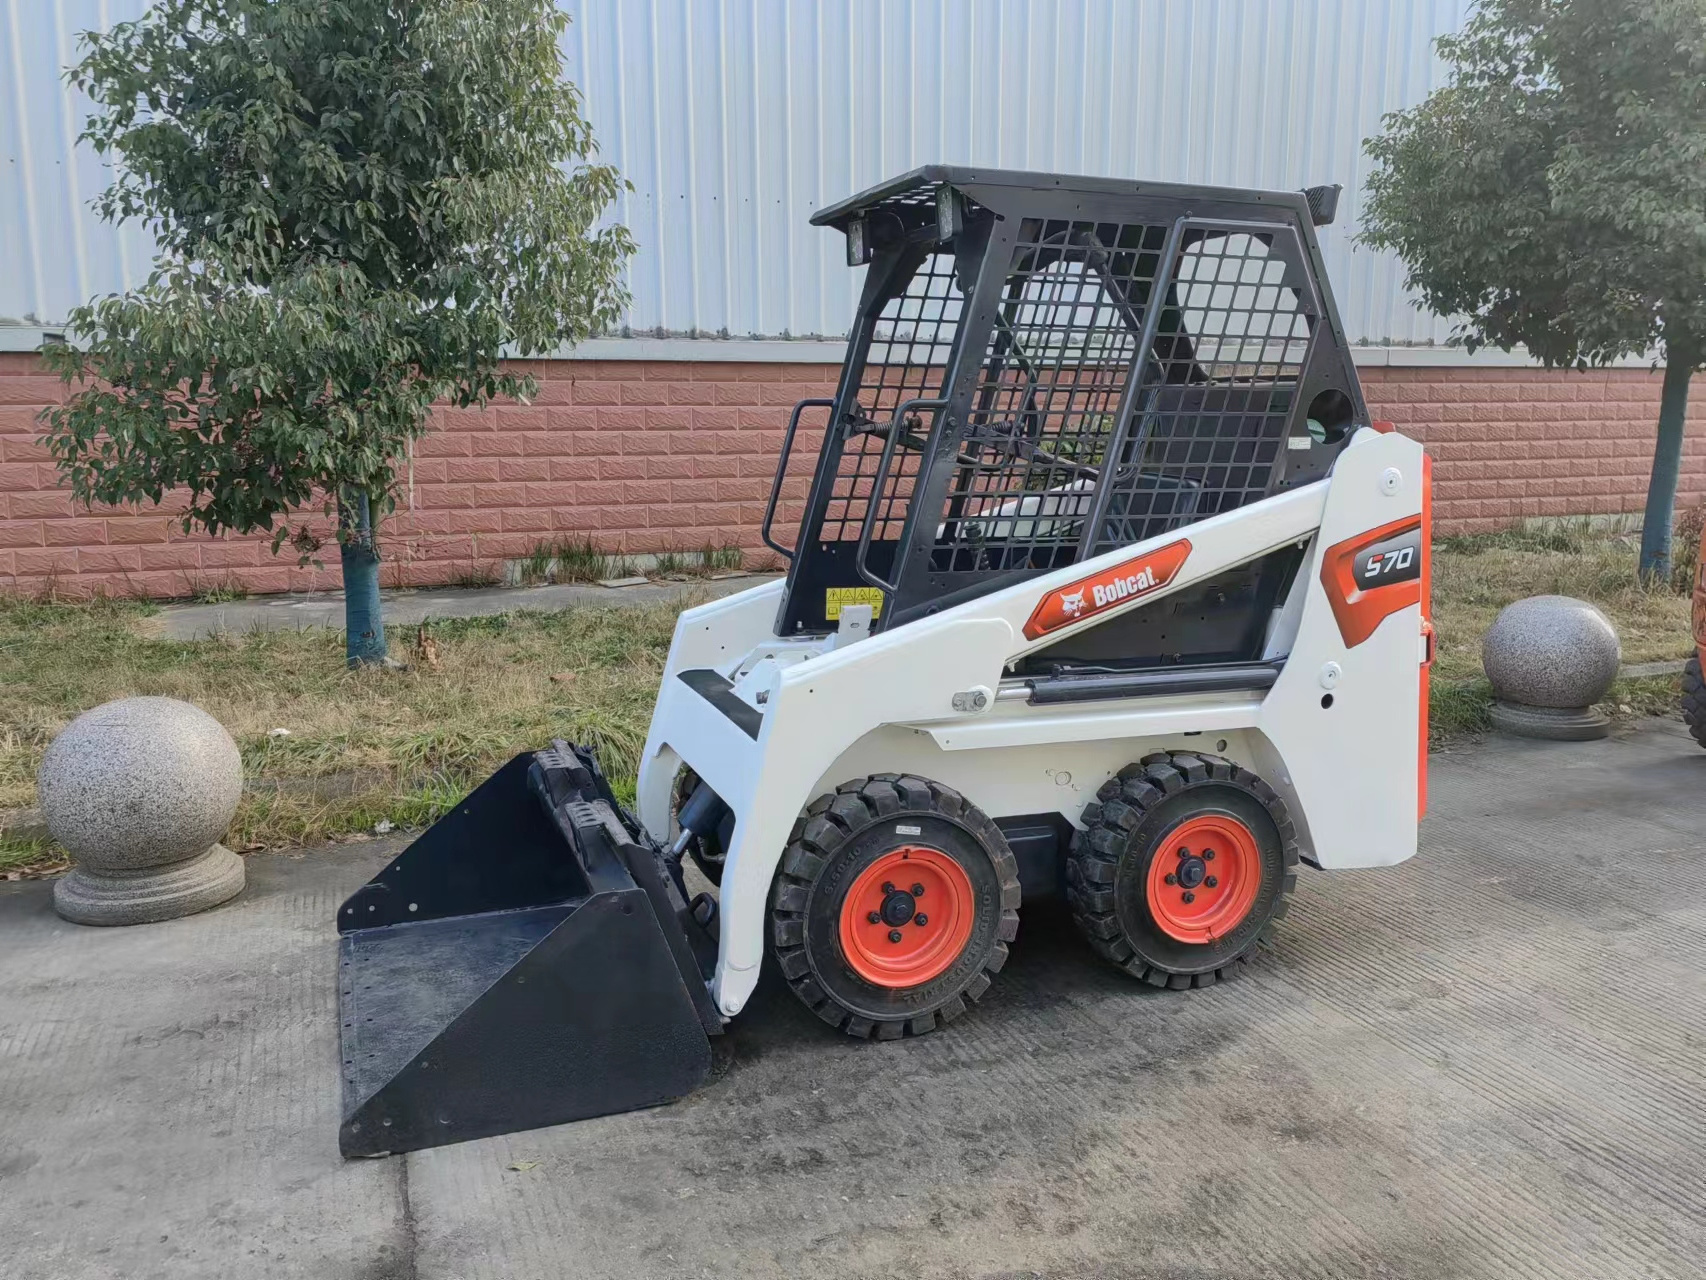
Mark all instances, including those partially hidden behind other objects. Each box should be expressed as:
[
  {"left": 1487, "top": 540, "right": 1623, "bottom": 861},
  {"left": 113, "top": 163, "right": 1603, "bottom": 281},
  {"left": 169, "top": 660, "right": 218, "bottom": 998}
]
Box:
[
  {"left": 819, "top": 253, "right": 962, "bottom": 542},
  {"left": 933, "top": 218, "right": 1169, "bottom": 572},
  {"left": 926, "top": 218, "right": 1318, "bottom": 573},
  {"left": 1092, "top": 224, "right": 1317, "bottom": 554}
]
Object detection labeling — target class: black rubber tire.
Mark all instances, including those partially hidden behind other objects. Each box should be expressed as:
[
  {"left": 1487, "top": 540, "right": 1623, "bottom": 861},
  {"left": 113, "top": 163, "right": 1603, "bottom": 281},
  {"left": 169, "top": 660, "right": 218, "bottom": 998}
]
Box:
[
  {"left": 769, "top": 774, "right": 1020, "bottom": 1040},
  {"left": 1067, "top": 751, "right": 1298, "bottom": 988},
  {"left": 1684, "top": 655, "right": 1706, "bottom": 750}
]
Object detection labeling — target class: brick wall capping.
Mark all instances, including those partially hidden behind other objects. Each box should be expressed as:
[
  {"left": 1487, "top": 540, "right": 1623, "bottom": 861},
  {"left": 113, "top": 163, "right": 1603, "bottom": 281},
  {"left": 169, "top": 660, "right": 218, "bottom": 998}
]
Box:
[{"left": 2, "top": 326, "right": 1668, "bottom": 370}]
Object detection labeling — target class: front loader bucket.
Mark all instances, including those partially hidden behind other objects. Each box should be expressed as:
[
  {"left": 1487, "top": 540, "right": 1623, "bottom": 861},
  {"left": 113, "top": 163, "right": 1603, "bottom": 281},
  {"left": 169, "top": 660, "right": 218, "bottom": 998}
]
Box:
[{"left": 334, "top": 743, "right": 721, "bottom": 1158}]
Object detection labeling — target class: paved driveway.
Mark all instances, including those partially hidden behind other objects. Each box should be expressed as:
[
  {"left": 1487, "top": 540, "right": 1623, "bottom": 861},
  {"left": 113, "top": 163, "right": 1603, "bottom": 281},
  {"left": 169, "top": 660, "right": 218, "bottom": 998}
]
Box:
[{"left": 3, "top": 721, "right": 1703, "bottom": 1279}]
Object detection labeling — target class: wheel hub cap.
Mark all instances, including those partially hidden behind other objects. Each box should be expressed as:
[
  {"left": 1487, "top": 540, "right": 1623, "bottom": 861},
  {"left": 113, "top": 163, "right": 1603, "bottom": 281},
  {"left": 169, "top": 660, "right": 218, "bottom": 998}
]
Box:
[
  {"left": 879, "top": 889, "right": 917, "bottom": 926},
  {"left": 1144, "top": 814, "right": 1263, "bottom": 945},
  {"left": 838, "top": 846, "right": 976, "bottom": 989}
]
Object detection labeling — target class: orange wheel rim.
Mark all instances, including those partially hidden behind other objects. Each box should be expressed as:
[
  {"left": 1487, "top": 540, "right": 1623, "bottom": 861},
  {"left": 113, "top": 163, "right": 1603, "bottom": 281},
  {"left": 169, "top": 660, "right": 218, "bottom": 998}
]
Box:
[
  {"left": 838, "top": 847, "right": 976, "bottom": 989},
  {"left": 1145, "top": 814, "right": 1262, "bottom": 944}
]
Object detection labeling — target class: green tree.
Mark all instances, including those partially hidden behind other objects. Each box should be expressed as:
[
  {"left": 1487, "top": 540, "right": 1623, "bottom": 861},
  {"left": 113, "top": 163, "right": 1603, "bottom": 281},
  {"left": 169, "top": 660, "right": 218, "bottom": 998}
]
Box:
[
  {"left": 42, "top": 0, "right": 633, "bottom": 664},
  {"left": 1360, "top": 0, "right": 1706, "bottom": 581}
]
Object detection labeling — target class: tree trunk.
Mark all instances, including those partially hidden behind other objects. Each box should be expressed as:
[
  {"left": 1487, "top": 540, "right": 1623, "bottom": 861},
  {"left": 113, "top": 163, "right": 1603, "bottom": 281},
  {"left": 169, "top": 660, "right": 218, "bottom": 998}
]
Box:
[
  {"left": 340, "top": 490, "right": 388, "bottom": 668},
  {"left": 1640, "top": 350, "right": 1694, "bottom": 583}
]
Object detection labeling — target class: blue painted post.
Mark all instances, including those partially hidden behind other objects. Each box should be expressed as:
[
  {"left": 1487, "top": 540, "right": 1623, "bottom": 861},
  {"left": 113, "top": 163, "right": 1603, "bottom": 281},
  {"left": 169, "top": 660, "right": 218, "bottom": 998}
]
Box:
[
  {"left": 1640, "top": 350, "right": 1695, "bottom": 584},
  {"left": 340, "top": 490, "right": 387, "bottom": 668}
]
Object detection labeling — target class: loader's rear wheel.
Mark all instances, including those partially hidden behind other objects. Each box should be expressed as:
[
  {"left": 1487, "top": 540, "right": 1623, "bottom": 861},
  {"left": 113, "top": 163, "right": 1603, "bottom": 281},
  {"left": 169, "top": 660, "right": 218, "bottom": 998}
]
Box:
[
  {"left": 770, "top": 775, "right": 1020, "bottom": 1040},
  {"left": 1683, "top": 655, "right": 1706, "bottom": 749},
  {"left": 1067, "top": 752, "right": 1297, "bottom": 988}
]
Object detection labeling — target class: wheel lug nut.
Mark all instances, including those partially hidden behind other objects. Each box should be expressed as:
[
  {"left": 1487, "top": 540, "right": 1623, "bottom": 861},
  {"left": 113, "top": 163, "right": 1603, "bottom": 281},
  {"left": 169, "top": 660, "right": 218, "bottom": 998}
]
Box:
[
  {"left": 914, "top": 914, "right": 928, "bottom": 926},
  {"left": 1203, "top": 849, "right": 1214, "bottom": 860},
  {"left": 1181, "top": 891, "right": 1196, "bottom": 904},
  {"left": 887, "top": 930, "right": 903, "bottom": 943},
  {"left": 882, "top": 882, "right": 895, "bottom": 894},
  {"left": 911, "top": 883, "right": 925, "bottom": 897},
  {"left": 1205, "top": 875, "right": 1218, "bottom": 888},
  {"left": 1177, "top": 846, "right": 1190, "bottom": 858},
  {"left": 867, "top": 911, "right": 881, "bottom": 924},
  {"left": 1164, "top": 873, "right": 1178, "bottom": 886}
]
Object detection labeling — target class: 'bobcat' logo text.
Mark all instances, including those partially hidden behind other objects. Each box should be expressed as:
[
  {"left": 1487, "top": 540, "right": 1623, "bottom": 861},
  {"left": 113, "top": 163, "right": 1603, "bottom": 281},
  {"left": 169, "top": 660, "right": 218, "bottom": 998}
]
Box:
[{"left": 1022, "top": 540, "right": 1192, "bottom": 640}]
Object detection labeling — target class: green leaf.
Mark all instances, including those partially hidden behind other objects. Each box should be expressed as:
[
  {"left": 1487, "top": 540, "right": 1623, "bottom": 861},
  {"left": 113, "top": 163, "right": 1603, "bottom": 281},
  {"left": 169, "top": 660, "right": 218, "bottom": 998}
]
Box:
[
  {"left": 46, "top": 0, "right": 634, "bottom": 563},
  {"left": 1359, "top": 0, "right": 1706, "bottom": 366}
]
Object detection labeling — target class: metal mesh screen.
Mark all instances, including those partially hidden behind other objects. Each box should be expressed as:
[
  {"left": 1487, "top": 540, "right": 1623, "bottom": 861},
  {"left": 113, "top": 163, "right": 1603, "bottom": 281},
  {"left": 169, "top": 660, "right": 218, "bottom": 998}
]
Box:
[
  {"left": 819, "top": 253, "right": 961, "bottom": 542},
  {"left": 926, "top": 219, "right": 1168, "bottom": 572},
  {"left": 1092, "top": 225, "right": 1315, "bottom": 553}
]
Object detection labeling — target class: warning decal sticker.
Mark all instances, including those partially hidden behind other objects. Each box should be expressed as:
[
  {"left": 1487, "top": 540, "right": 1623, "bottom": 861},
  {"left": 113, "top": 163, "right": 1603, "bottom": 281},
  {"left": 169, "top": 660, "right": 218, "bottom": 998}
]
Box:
[{"left": 826, "top": 586, "right": 885, "bottom": 620}]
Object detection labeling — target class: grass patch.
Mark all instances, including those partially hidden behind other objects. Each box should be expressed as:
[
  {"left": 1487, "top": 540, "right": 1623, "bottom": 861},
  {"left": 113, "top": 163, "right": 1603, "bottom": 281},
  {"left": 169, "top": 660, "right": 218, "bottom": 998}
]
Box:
[
  {"left": 1428, "top": 521, "right": 1693, "bottom": 743},
  {"left": 187, "top": 574, "right": 250, "bottom": 605},
  {"left": 651, "top": 543, "right": 745, "bottom": 579},
  {"left": 0, "top": 523, "right": 1693, "bottom": 867},
  {"left": 0, "top": 835, "right": 65, "bottom": 879},
  {"left": 515, "top": 538, "right": 744, "bottom": 586},
  {"left": 449, "top": 561, "right": 503, "bottom": 590},
  {"left": 0, "top": 594, "right": 694, "bottom": 861},
  {"left": 1431, "top": 522, "right": 1691, "bottom": 681},
  {"left": 515, "top": 534, "right": 628, "bottom": 585}
]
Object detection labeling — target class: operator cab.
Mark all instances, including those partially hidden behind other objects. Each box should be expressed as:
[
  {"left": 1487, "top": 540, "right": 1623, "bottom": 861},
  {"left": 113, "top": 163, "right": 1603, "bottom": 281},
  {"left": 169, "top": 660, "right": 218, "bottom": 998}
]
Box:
[{"left": 761, "top": 165, "right": 1366, "bottom": 669}]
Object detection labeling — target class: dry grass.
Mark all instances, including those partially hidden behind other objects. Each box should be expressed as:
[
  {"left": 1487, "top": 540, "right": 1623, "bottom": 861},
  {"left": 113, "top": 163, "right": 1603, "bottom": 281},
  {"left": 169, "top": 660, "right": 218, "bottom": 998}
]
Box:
[
  {"left": 0, "top": 595, "right": 690, "bottom": 872},
  {"left": 1429, "top": 520, "right": 1693, "bottom": 738},
  {"left": 1, "top": 522, "right": 1695, "bottom": 872},
  {"left": 513, "top": 538, "right": 747, "bottom": 586}
]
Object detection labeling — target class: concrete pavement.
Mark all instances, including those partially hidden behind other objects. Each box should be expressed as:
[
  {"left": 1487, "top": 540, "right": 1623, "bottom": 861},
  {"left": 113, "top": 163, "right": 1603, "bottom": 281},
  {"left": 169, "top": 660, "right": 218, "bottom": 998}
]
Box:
[
  {"left": 152, "top": 574, "right": 783, "bottom": 641},
  {"left": 3, "top": 720, "right": 1704, "bottom": 1279}
]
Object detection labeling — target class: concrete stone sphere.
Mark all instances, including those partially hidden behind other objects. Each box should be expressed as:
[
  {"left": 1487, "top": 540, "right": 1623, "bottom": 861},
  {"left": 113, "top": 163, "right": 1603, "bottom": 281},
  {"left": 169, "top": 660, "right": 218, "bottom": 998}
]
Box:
[
  {"left": 1481, "top": 595, "right": 1621, "bottom": 710},
  {"left": 38, "top": 696, "right": 243, "bottom": 871}
]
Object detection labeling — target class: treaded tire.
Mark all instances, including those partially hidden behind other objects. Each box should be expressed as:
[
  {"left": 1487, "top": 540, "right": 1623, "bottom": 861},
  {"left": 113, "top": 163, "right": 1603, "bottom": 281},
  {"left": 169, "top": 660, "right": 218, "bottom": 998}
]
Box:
[
  {"left": 769, "top": 774, "right": 1020, "bottom": 1040},
  {"left": 1684, "top": 656, "right": 1706, "bottom": 750},
  {"left": 1067, "top": 751, "right": 1298, "bottom": 988}
]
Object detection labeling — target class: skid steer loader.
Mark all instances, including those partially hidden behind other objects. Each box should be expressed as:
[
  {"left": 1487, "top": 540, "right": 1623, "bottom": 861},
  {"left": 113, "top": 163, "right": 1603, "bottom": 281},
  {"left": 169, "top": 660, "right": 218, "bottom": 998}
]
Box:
[{"left": 335, "top": 166, "right": 1433, "bottom": 1157}]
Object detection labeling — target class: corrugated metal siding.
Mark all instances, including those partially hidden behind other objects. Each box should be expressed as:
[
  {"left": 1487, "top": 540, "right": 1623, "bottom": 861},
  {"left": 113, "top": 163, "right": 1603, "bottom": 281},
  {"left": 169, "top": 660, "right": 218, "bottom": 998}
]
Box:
[
  {"left": 1, "top": 0, "right": 155, "bottom": 328},
  {"left": 4, "top": 0, "right": 1470, "bottom": 345}
]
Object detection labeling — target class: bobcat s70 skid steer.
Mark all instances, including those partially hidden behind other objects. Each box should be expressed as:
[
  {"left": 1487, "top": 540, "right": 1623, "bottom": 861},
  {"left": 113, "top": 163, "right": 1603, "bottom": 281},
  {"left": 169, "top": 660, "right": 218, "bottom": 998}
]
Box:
[{"left": 334, "top": 166, "right": 1433, "bottom": 1157}]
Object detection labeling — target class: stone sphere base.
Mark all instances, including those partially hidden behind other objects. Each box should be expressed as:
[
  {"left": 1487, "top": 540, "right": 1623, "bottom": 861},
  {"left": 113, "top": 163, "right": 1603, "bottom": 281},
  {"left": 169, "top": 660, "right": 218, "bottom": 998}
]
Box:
[
  {"left": 53, "top": 843, "right": 245, "bottom": 927},
  {"left": 1489, "top": 699, "right": 1611, "bottom": 742}
]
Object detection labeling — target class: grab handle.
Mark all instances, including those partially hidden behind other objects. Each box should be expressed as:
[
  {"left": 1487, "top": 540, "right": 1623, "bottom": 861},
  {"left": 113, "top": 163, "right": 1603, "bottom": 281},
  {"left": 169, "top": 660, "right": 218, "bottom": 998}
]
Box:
[
  {"left": 855, "top": 396, "right": 949, "bottom": 594},
  {"left": 761, "top": 398, "right": 834, "bottom": 561}
]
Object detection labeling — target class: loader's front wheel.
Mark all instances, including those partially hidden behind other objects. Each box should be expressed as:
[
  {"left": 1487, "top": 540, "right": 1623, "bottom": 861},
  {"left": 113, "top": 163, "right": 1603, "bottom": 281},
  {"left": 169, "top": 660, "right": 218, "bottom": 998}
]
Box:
[
  {"left": 770, "top": 775, "right": 1020, "bottom": 1040},
  {"left": 1683, "top": 655, "right": 1706, "bottom": 749},
  {"left": 1068, "top": 752, "right": 1297, "bottom": 988}
]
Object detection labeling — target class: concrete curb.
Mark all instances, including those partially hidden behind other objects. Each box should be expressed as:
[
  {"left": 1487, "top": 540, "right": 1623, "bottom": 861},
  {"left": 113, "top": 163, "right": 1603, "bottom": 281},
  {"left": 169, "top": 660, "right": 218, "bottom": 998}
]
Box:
[
  {"left": 1618, "top": 659, "right": 1688, "bottom": 679},
  {"left": 151, "top": 573, "right": 784, "bottom": 641}
]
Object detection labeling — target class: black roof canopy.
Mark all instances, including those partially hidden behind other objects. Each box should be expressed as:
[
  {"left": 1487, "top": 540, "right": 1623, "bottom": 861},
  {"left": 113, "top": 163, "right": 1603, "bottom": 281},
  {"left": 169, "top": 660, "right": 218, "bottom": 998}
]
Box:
[{"left": 810, "top": 165, "right": 1336, "bottom": 234}]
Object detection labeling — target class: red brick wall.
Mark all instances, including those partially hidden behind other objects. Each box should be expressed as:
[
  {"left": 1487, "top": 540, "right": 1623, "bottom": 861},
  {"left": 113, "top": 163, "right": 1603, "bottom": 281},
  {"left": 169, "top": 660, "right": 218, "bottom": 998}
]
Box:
[
  {"left": 3, "top": 352, "right": 1704, "bottom": 600},
  {"left": 1359, "top": 365, "right": 1706, "bottom": 532}
]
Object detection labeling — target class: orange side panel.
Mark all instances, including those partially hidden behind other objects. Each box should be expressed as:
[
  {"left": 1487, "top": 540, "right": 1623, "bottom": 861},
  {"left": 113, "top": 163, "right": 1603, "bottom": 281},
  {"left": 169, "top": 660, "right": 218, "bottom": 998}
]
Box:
[
  {"left": 1419, "top": 455, "right": 1433, "bottom": 819},
  {"left": 1318, "top": 515, "right": 1424, "bottom": 648}
]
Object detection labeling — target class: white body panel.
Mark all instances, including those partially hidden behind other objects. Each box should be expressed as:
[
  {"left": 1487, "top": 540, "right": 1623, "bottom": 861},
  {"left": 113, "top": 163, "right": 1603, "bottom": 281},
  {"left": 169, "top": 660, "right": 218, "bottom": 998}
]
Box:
[{"left": 636, "top": 428, "right": 1427, "bottom": 1018}]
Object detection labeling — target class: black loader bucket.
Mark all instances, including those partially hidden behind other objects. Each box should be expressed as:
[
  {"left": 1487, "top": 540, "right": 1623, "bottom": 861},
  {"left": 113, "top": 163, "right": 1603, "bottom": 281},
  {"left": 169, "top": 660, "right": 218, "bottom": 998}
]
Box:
[{"left": 334, "top": 743, "right": 721, "bottom": 1158}]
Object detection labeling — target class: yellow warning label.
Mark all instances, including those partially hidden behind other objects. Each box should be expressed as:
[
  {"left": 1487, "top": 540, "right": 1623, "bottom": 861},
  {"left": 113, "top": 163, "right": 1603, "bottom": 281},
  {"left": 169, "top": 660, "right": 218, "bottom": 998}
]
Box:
[{"left": 825, "top": 586, "right": 885, "bottom": 620}]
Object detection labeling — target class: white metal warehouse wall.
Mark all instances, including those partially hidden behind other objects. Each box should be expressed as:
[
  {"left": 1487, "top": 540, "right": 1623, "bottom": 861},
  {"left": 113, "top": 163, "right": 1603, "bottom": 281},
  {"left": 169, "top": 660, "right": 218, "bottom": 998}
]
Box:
[{"left": 3, "top": 0, "right": 1471, "bottom": 347}]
